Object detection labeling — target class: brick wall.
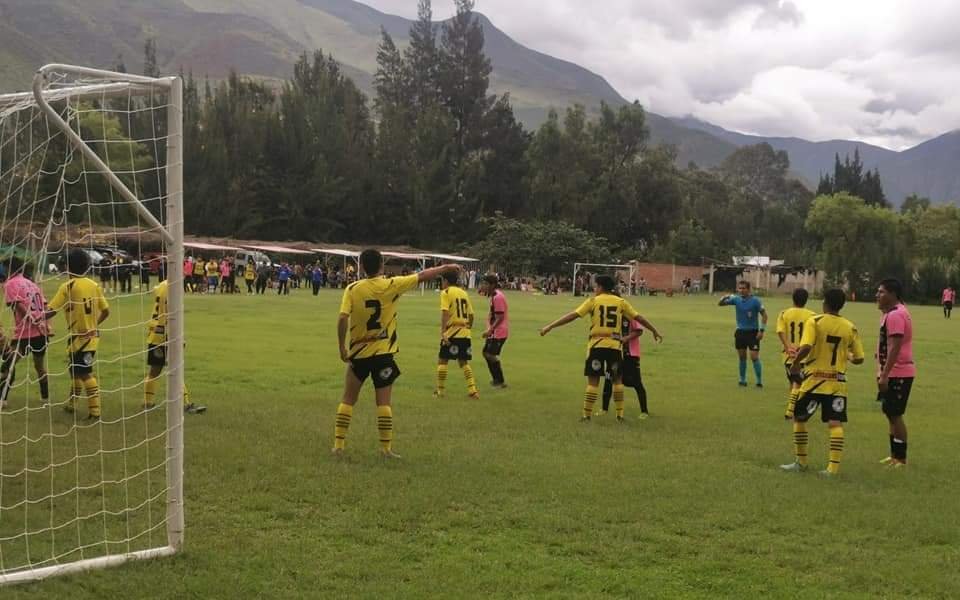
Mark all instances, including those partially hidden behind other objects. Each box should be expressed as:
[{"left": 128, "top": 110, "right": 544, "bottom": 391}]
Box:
[{"left": 631, "top": 263, "right": 706, "bottom": 291}]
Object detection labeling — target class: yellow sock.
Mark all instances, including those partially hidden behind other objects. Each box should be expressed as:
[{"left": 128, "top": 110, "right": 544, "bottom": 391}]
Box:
[
  {"left": 376, "top": 405, "right": 394, "bottom": 452},
  {"left": 436, "top": 364, "right": 448, "bottom": 394},
  {"left": 183, "top": 383, "right": 191, "bottom": 406},
  {"left": 83, "top": 377, "right": 101, "bottom": 417},
  {"left": 334, "top": 403, "right": 353, "bottom": 450},
  {"left": 785, "top": 389, "right": 799, "bottom": 420},
  {"left": 144, "top": 376, "right": 159, "bottom": 407},
  {"left": 462, "top": 364, "right": 478, "bottom": 395},
  {"left": 613, "top": 384, "right": 625, "bottom": 418},
  {"left": 793, "top": 422, "right": 808, "bottom": 466},
  {"left": 828, "top": 426, "right": 844, "bottom": 474},
  {"left": 583, "top": 385, "right": 599, "bottom": 418},
  {"left": 70, "top": 380, "right": 82, "bottom": 410}
]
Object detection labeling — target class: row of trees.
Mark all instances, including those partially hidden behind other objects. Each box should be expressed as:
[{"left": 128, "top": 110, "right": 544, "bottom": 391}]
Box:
[{"left": 108, "top": 1, "right": 960, "bottom": 301}]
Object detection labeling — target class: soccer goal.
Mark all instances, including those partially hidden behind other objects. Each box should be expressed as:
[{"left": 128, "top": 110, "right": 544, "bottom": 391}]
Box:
[
  {"left": 0, "top": 65, "right": 184, "bottom": 585},
  {"left": 573, "top": 262, "right": 636, "bottom": 296}
]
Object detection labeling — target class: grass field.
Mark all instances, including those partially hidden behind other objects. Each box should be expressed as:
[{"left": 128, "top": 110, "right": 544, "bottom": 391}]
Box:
[{"left": 2, "top": 284, "right": 959, "bottom": 598}]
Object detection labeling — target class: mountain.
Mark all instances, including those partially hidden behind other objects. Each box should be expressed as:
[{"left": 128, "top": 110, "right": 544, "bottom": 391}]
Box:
[
  {"left": 674, "top": 117, "right": 960, "bottom": 204},
  {"left": 0, "top": 0, "right": 737, "bottom": 166},
  {"left": 0, "top": 0, "right": 955, "bottom": 203}
]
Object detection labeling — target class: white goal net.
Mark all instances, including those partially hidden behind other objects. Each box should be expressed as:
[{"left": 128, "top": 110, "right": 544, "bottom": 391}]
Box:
[{"left": 0, "top": 65, "right": 184, "bottom": 585}]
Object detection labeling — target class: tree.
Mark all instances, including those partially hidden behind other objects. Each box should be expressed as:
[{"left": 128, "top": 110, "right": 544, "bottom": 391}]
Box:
[
  {"left": 406, "top": 0, "right": 440, "bottom": 110},
  {"left": 900, "top": 194, "right": 931, "bottom": 214},
  {"left": 143, "top": 38, "right": 160, "bottom": 78},
  {"left": 470, "top": 216, "right": 611, "bottom": 275}
]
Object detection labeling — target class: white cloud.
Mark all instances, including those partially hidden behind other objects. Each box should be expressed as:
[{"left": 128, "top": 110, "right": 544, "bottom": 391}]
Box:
[{"left": 361, "top": 0, "right": 960, "bottom": 149}]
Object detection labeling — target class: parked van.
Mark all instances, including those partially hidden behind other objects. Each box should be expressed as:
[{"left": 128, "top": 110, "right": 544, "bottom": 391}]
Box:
[{"left": 233, "top": 250, "right": 272, "bottom": 270}]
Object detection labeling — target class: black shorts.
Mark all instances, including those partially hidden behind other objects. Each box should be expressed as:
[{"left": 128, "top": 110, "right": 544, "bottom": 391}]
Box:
[
  {"left": 585, "top": 347, "right": 623, "bottom": 378},
  {"left": 621, "top": 354, "right": 641, "bottom": 387},
  {"left": 350, "top": 355, "right": 401, "bottom": 389},
  {"left": 483, "top": 338, "right": 507, "bottom": 356},
  {"left": 147, "top": 344, "right": 167, "bottom": 367},
  {"left": 794, "top": 392, "right": 848, "bottom": 423},
  {"left": 945, "top": 301, "right": 954, "bottom": 310},
  {"left": 734, "top": 329, "right": 761, "bottom": 352},
  {"left": 439, "top": 338, "right": 473, "bottom": 361},
  {"left": 878, "top": 377, "right": 913, "bottom": 418},
  {"left": 15, "top": 336, "right": 48, "bottom": 357},
  {"left": 68, "top": 351, "right": 97, "bottom": 377}
]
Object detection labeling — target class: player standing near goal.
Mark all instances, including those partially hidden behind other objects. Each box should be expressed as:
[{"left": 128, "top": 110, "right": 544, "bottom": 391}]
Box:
[
  {"left": 143, "top": 272, "right": 206, "bottom": 414},
  {"left": 781, "top": 289, "right": 864, "bottom": 477},
  {"left": 776, "top": 288, "right": 816, "bottom": 420},
  {"left": 434, "top": 271, "right": 480, "bottom": 400},
  {"left": 718, "top": 281, "right": 768, "bottom": 387},
  {"left": 44, "top": 249, "right": 110, "bottom": 420},
  {"left": 480, "top": 275, "right": 509, "bottom": 388},
  {"left": 540, "top": 275, "right": 662, "bottom": 422},
  {"left": 875, "top": 279, "right": 915, "bottom": 468},
  {"left": 0, "top": 256, "right": 52, "bottom": 409},
  {"left": 333, "top": 249, "right": 461, "bottom": 458}
]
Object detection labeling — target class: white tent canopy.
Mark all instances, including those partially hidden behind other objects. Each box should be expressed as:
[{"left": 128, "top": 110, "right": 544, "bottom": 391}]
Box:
[
  {"left": 184, "top": 241, "right": 242, "bottom": 252},
  {"left": 244, "top": 244, "right": 314, "bottom": 256},
  {"left": 425, "top": 253, "right": 479, "bottom": 263}
]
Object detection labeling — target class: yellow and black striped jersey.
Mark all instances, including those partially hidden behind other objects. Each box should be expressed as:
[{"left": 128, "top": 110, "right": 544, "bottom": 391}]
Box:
[
  {"left": 574, "top": 293, "right": 640, "bottom": 352},
  {"left": 146, "top": 280, "right": 169, "bottom": 346},
  {"left": 798, "top": 314, "right": 864, "bottom": 397},
  {"left": 776, "top": 307, "right": 816, "bottom": 363},
  {"left": 339, "top": 274, "right": 420, "bottom": 359},
  {"left": 440, "top": 286, "right": 473, "bottom": 339},
  {"left": 47, "top": 277, "right": 109, "bottom": 353}
]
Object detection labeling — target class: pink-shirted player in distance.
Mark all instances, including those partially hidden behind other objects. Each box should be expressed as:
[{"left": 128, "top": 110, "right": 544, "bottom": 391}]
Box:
[
  {"left": 876, "top": 279, "right": 916, "bottom": 468},
  {"left": 941, "top": 285, "right": 955, "bottom": 319},
  {"left": 0, "top": 256, "right": 52, "bottom": 410},
  {"left": 479, "top": 275, "right": 509, "bottom": 389}
]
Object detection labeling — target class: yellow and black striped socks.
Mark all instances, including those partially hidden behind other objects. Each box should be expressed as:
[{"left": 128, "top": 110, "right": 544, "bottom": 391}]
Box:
[
  {"left": 334, "top": 403, "right": 353, "bottom": 450},
  {"left": 793, "top": 422, "right": 808, "bottom": 466},
  {"left": 827, "top": 426, "right": 844, "bottom": 474},
  {"left": 462, "top": 364, "right": 478, "bottom": 396},
  {"left": 583, "top": 385, "right": 599, "bottom": 418},
  {"left": 70, "top": 380, "right": 82, "bottom": 411},
  {"left": 613, "top": 384, "right": 625, "bottom": 418},
  {"left": 785, "top": 389, "right": 799, "bottom": 420},
  {"left": 183, "top": 384, "right": 191, "bottom": 407},
  {"left": 83, "top": 377, "right": 101, "bottom": 417},
  {"left": 377, "top": 405, "right": 394, "bottom": 452},
  {"left": 144, "top": 376, "right": 159, "bottom": 407},
  {"left": 436, "top": 364, "right": 448, "bottom": 395}
]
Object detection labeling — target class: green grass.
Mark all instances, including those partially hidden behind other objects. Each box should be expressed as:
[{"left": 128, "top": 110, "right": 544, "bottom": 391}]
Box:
[{"left": 2, "top": 286, "right": 959, "bottom": 597}]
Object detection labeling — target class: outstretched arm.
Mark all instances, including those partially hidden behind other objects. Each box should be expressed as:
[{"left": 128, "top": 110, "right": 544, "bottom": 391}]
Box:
[
  {"left": 718, "top": 295, "right": 733, "bottom": 307},
  {"left": 417, "top": 264, "right": 462, "bottom": 283},
  {"left": 540, "top": 312, "right": 578, "bottom": 336},
  {"left": 635, "top": 316, "right": 663, "bottom": 343}
]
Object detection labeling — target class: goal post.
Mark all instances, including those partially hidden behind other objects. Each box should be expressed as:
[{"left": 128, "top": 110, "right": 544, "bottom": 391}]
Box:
[
  {"left": 573, "top": 262, "right": 636, "bottom": 296},
  {"left": 0, "top": 65, "right": 184, "bottom": 585}
]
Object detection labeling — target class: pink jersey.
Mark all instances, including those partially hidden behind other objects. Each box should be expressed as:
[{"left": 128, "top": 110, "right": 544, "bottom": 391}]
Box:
[
  {"left": 943, "top": 288, "right": 955, "bottom": 303},
  {"left": 488, "top": 290, "right": 509, "bottom": 339},
  {"left": 220, "top": 262, "right": 231, "bottom": 277},
  {"left": 3, "top": 274, "right": 49, "bottom": 340},
  {"left": 626, "top": 319, "right": 644, "bottom": 358},
  {"left": 877, "top": 304, "right": 916, "bottom": 378}
]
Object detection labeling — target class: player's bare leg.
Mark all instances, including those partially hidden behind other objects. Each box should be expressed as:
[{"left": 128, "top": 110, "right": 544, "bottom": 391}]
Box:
[
  {"left": 375, "top": 385, "right": 400, "bottom": 459},
  {"left": 332, "top": 366, "right": 363, "bottom": 456},
  {"left": 32, "top": 352, "right": 49, "bottom": 404}
]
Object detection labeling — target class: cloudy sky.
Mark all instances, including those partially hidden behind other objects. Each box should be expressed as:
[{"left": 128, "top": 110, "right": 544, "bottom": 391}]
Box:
[{"left": 361, "top": 0, "right": 960, "bottom": 150}]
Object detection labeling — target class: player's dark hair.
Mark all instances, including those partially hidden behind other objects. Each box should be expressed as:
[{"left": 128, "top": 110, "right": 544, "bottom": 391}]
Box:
[
  {"left": 823, "top": 288, "right": 846, "bottom": 312},
  {"left": 359, "top": 249, "right": 383, "bottom": 276},
  {"left": 6, "top": 255, "right": 24, "bottom": 277},
  {"left": 67, "top": 248, "right": 91, "bottom": 275},
  {"left": 738, "top": 280, "right": 751, "bottom": 289},
  {"left": 441, "top": 271, "right": 459, "bottom": 285},
  {"left": 879, "top": 278, "right": 903, "bottom": 300},
  {"left": 595, "top": 275, "right": 616, "bottom": 293},
  {"left": 792, "top": 288, "right": 809, "bottom": 307},
  {"left": 483, "top": 274, "right": 500, "bottom": 288}
]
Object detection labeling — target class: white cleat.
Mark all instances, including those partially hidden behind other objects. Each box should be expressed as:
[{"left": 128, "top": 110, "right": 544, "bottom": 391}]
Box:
[{"left": 780, "top": 462, "right": 808, "bottom": 473}]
